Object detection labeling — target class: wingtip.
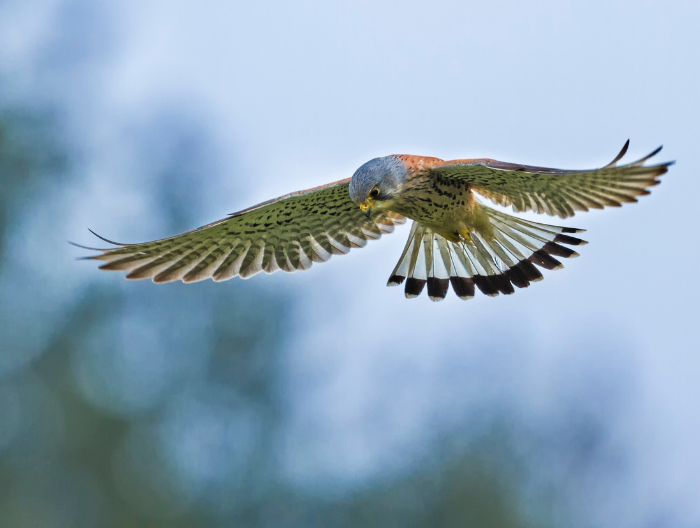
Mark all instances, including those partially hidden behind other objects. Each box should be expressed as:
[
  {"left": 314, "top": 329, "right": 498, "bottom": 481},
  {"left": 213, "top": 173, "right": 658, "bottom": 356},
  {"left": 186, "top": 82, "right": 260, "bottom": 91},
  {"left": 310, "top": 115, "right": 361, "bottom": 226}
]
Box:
[
  {"left": 449, "top": 277, "right": 475, "bottom": 300},
  {"left": 404, "top": 278, "right": 426, "bottom": 298},
  {"left": 68, "top": 240, "right": 110, "bottom": 251},
  {"left": 426, "top": 277, "right": 449, "bottom": 300},
  {"left": 603, "top": 139, "right": 630, "bottom": 168},
  {"left": 630, "top": 144, "right": 667, "bottom": 166},
  {"left": 88, "top": 228, "right": 126, "bottom": 246},
  {"left": 387, "top": 274, "right": 406, "bottom": 286}
]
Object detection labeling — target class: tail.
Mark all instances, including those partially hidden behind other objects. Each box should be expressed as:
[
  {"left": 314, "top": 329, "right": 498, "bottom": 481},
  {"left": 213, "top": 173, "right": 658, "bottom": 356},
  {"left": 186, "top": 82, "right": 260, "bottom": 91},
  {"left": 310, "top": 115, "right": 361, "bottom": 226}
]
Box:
[{"left": 387, "top": 207, "right": 587, "bottom": 301}]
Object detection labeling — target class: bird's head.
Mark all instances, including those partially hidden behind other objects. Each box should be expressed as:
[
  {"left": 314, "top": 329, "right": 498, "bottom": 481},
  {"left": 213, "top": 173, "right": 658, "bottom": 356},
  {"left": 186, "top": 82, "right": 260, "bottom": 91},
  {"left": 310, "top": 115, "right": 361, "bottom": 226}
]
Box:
[{"left": 349, "top": 156, "right": 407, "bottom": 217}]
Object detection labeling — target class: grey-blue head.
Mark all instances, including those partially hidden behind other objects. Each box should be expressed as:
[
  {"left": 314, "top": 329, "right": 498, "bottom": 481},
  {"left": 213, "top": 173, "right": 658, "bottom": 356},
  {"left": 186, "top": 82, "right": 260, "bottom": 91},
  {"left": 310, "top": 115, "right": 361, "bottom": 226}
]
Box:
[{"left": 348, "top": 156, "right": 407, "bottom": 215}]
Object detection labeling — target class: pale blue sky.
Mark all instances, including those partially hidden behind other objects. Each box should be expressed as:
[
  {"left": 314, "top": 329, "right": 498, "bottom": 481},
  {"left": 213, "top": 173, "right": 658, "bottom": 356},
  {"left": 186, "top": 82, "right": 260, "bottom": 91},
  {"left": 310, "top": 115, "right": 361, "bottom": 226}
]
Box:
[{"left": 2, "top": 0, "right": 699, "bottom": 525}]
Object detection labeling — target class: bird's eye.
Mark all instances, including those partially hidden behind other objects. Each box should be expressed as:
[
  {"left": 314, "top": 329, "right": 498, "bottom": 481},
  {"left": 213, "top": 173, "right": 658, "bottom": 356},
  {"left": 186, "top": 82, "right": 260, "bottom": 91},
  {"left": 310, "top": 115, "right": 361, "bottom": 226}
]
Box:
[{"left": 369, "top": 188, "right": 380, "bottom": 199}]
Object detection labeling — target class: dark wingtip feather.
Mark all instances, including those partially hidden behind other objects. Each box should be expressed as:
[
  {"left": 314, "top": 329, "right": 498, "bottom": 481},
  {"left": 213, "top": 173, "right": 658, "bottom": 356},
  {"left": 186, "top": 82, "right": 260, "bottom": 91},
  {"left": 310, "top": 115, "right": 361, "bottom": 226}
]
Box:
[
  {"left": 449, "top": 277, "right": 475, "bottom": 300},
  {"left": 554, "top": 234, "right": 588, "bottom": 246},
  {"left": 69, "top": 240, "right": 110, "bottom": 251},
  {"left": 515, "top": 260, "right": 544, "bottom": 282},
  {"left": 561, "top": 227, "right": 586, "bottom": 234},
  {"left": 405, "top": 278, "right": 426, "bottom": 298},
  {"left": 387, "top": 274, "right": 406, "bottom": 286},
  {"left": 631, "top": 145, "right": 663, "bottom": 165},
  {"left": 529, "top": 250, "right": 563, "bottom": 270},
  {"left": 472, "top": 275, "right": 499, "bottom": 297},
  {"left": 542, "top": 242, "right": 579, "bottom": 259},
  {"left": 603, "top": 139, "right": 630, "bottom": 168},
  {"left": 427, "top": 278, "right": 449, "bottom": 301},
  {"left": 88, "top": 228, "right": 127, "bottom": 246},
  {"left": 505, "top": 266, "right": 530, "bottom": 289},
  {"left": 493, "top": 274, "right": 514, "bottom": 295}
]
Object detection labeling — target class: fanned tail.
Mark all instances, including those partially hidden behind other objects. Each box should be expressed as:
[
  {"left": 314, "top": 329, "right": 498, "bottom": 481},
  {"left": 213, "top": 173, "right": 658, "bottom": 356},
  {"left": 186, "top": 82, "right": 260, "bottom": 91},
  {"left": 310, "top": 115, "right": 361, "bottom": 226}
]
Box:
[{"left": 387, "top": 207, "right": 587, "bottom": 301}]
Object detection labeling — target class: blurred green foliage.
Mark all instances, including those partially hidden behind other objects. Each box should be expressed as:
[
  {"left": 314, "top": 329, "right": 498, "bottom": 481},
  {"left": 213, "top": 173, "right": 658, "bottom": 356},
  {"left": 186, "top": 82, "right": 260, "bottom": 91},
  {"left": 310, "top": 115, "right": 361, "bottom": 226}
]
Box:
[
  {"left": 0, "top": 109, "right": 68, "bottom": 260},
  {"left": 0, "top": 97, "right": 553, "bottom": 528}
]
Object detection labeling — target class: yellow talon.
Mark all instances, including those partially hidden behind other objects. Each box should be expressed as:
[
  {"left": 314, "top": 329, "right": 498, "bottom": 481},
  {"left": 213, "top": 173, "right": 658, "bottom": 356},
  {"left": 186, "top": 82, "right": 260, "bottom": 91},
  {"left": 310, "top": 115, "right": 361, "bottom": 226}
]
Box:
[{"left": 459, "top": 229, "right": 472, "bottom": 242}]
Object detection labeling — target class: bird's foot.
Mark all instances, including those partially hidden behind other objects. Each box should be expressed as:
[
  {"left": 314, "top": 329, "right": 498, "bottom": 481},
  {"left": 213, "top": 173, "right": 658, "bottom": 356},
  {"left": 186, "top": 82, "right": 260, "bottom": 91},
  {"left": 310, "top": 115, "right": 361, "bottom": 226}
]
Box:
[{"left": 458, "top": 229, "right": 472, "bottom": 242}]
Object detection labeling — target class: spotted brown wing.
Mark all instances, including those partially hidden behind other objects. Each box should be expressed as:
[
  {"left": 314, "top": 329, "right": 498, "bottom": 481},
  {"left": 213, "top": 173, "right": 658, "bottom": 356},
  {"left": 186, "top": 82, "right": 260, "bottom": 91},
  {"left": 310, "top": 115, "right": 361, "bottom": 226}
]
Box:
[
  {"left": 429, "top": 141, "right": 672, "bottom": 219},
  {"left": 83, "top": 179, "right": 405, "bottom": 283}
]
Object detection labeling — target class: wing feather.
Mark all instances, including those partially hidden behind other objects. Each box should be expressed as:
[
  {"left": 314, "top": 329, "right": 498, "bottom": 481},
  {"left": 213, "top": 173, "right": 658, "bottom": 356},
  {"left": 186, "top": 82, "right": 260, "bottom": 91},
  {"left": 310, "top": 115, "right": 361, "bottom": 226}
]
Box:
[
  {"left": 83, "top": 179, "right": 405, "bottom": 283},
  {"left": 430, "top": 143, "right": 672, "bottom": 218}
]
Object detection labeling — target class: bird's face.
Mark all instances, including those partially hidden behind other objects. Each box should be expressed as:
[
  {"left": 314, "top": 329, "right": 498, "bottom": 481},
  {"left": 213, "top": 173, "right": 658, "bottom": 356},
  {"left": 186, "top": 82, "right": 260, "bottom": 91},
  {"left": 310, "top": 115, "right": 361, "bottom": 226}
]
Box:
[{"left": 349, "top": 156, "right": 407, "bottom": 217}]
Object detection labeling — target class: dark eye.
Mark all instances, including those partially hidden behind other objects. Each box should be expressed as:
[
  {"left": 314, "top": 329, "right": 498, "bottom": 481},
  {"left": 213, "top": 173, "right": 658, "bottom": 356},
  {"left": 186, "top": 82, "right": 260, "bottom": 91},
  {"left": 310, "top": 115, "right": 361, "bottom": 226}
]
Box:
[{"left": 369, "top": 188, "right": 380, "bottom": 198}]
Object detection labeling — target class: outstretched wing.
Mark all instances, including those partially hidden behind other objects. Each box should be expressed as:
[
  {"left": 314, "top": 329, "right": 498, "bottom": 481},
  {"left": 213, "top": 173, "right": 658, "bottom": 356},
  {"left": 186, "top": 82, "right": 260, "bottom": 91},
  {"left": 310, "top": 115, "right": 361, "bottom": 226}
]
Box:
[
  {"left": 81, "top": 179, "right": 405, "bottom": 283},
  {"left": 429, "top": 141, "right": 672, "bottom": 218}
]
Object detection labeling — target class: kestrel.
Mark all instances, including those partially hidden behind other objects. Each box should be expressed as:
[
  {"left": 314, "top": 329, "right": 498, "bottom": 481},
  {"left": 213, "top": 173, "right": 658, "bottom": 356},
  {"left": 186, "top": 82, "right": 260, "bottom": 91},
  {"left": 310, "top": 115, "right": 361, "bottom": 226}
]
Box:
[{"left": 79, "top": 141, "right": 671, "bottom": 301}]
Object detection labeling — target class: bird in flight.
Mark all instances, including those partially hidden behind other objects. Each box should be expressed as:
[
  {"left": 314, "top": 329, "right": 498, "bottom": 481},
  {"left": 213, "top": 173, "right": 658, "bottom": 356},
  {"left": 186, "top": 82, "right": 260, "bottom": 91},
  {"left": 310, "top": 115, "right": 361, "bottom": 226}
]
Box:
[{"left": 79, "top": 141, "right": 671, "bottom": 301}]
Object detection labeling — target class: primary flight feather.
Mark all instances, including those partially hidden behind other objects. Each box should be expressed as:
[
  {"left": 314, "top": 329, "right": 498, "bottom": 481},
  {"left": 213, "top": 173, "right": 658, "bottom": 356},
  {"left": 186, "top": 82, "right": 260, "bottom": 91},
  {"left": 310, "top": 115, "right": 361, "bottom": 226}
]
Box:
[{"left": 80, "top": 141, "right": 671, "bottom": 301}]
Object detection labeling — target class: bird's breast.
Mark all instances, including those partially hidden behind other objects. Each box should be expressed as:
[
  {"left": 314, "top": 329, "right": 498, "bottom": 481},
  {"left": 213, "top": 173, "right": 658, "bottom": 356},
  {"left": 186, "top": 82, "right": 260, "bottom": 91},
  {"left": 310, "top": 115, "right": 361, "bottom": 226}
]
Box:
[{"left": 390, "top": 176, "right": 485, "bottom": 236}]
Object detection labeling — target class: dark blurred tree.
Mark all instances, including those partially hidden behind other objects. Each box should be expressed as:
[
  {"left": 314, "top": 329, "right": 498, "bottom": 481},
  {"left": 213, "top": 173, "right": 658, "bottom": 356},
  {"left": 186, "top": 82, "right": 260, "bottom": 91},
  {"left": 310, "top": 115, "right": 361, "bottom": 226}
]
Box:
[
  {"left": 0, "top": 105, "right": 291, "bottom": 527},
  {"left": 0, "top": 3, "right": 591, "bottom": 525},
  {"left": 0, "top": 102, "right": 560, "bottom": 528},
  {"left": 0, "top": 109, "right": 69, "bottom": 261}
]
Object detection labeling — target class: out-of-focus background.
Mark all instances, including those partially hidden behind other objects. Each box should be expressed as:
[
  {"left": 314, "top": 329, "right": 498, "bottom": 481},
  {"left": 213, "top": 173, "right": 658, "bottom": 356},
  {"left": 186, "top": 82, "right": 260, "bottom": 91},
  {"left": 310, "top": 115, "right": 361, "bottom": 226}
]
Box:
[{"left": 1, "top": 1, "right": 698, "bottom": 526}]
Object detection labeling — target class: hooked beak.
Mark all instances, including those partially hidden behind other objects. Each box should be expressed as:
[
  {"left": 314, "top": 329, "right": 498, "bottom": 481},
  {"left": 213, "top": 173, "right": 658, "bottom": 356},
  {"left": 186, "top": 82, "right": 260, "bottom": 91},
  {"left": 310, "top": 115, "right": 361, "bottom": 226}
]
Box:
[
  {"left": 359, "top": 202, "right": 374, "bottom": 218},
  {"left": 358, "top": 201, "right": 373, "bottom": 217}
]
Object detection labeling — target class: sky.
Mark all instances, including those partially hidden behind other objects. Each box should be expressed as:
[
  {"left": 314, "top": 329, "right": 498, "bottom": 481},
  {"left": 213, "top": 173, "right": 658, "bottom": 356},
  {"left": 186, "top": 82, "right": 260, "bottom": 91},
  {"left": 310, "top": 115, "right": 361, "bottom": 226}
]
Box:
[{"left": 1, "top": 0, "right": 699, "bottom": 526}]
